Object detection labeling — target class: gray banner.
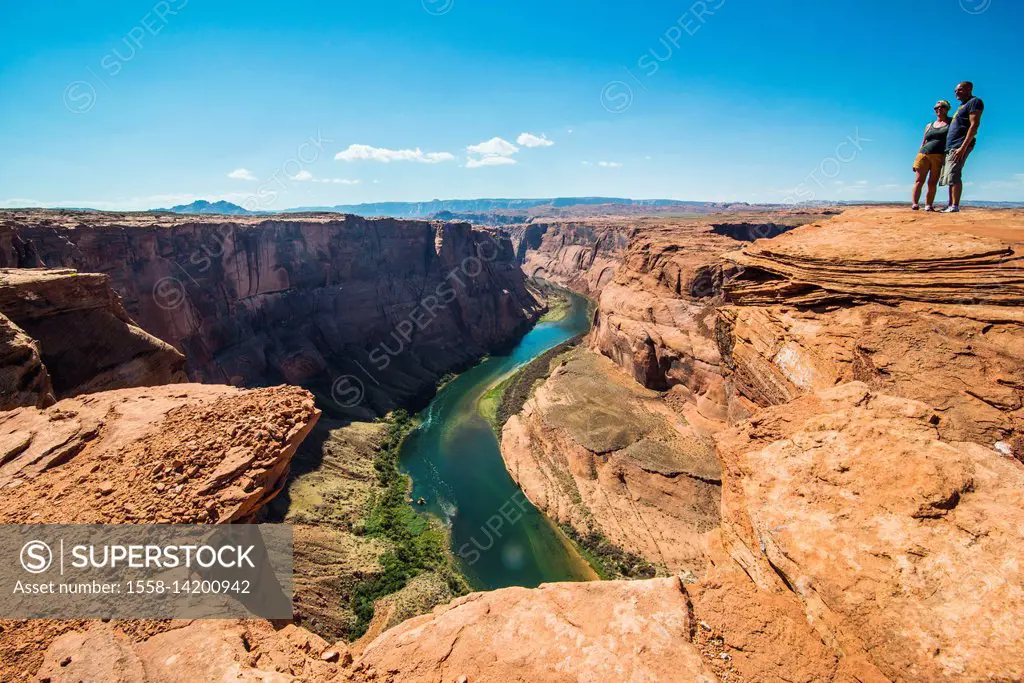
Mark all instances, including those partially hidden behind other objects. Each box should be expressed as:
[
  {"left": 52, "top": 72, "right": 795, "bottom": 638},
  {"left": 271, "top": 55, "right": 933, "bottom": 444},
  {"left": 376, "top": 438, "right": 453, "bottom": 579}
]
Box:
[{"left": 0, "top": 525, "right": 292, "bottom": 619}]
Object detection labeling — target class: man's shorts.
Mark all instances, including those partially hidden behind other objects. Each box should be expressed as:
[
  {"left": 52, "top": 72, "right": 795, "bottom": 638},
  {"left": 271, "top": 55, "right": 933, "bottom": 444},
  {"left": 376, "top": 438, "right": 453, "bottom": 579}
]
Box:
[
  {"left": 913, "top": 153, "right": 944, "bottom": 179},
  {"left": 939, "top": 141, "right": 975, "bottom": 186}
]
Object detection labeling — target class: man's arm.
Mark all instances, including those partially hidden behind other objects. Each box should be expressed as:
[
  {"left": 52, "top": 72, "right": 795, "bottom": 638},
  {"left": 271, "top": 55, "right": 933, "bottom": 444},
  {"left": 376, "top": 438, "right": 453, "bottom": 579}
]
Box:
[{"left": 953, "top": 109, "right": 983, "bottom": 162}]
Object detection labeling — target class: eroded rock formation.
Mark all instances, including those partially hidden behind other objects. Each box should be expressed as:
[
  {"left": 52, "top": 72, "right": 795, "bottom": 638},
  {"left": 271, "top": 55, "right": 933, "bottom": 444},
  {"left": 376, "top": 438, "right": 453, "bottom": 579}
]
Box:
[
  {"left": 0, "top": 383, "right": 319, "bottom": 523},
  {"left": 506, "top": 220, "right": 632, "bottom": 295},
  {"left": 502, "top": 348, "right": 720, "bottom": 576},
  {"left": 357, "top": 577, "right": 716, "bottom": 682},
  {"left": 0, "top": 268, "right": 185, "bottom": 406},
  {"left": 0, "top": 312, "right": 53, "bottom": 410},
  {"left": 0, "top": 382, "right": 320, "bottom": 678},
  {"left": 720, "top": 207, "right": 1024, "bottom": 456},
  {"left": 501, "top": 214, "right": 823, "bottom": 430},
  {"left": 36, "top": 620, "right": 347, "bottom": 683},
  {"left": 716, "top": 382, "right": 1024, "bottom": 681},
  {"left": 0, "top": 211, "right": 542, "bottom": 417}
]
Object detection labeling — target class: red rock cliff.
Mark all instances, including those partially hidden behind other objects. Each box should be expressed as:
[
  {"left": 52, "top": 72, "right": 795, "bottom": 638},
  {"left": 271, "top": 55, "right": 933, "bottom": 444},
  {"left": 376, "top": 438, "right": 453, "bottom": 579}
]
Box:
[
  {"left": 0, "top": 211, "right": 542, "bottom": 418},
  {"left": 0, "top": 268, "right": 185, "bottom": 408}
]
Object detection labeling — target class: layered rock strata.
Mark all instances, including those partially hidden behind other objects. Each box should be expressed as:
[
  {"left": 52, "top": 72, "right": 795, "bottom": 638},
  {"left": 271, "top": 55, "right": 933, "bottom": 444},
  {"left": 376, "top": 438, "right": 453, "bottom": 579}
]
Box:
[
  {"left": 720, "top": 207, "right": 1024, "bottom": 455},
  {"left": 506, "top": 220, "right": 632, "bottom": 295},
  {"left": 503, "top": 214, "right": 822, "bottom": 430},
  {"left": 0, "top": 312, "right": 53, "bottom": 410},
  {"left": 501, "top": 348, "right": 720, "bottom": 575},
  {"left": 0, "top": 211, "right": 542, "bottom": 417},
  {"left": 0, "top": 268, "right": 185, "bottom": 405},
  {"left": 726, "top": 208, "right": 1024, "bottom": 307}
]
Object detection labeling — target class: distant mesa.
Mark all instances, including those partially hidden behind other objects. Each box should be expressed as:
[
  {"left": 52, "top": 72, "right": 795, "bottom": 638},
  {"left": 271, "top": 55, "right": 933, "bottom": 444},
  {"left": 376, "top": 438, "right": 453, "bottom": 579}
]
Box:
[{"left": 153, "top": 199, "right": 254, "bottom": 215}]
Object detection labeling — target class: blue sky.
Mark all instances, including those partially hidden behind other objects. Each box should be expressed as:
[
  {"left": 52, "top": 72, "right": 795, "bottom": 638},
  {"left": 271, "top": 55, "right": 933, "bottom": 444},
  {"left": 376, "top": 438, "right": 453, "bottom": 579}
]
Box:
[{"left": 1, "top": 0, "right": 1022, "bottom": 210}]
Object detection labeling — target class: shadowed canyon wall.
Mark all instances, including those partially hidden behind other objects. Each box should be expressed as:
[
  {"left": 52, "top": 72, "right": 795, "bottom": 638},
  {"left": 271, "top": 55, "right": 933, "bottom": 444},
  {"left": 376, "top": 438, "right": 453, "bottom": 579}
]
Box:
[{"left": 0, "top": 211, "right": 542, "bottom": 418}]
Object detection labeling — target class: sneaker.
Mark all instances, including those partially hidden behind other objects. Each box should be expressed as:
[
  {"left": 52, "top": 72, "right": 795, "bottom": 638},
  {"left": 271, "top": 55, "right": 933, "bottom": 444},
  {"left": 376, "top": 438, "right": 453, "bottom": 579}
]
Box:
[
  {"left": 911, "top": 204, "right": 920, "bottom": 210},
  {"left": 925, "top": 205, "right": 935, "bottom": 212},
  {"left": 943, "top": 205, "right": 960, "bottom": 213}
]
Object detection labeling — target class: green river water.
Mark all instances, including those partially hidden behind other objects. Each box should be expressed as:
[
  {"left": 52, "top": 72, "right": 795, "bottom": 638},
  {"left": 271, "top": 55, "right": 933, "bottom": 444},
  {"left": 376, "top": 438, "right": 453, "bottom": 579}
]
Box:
[{"left": 400, "top": 290, "right": 598, "bottom": 590}]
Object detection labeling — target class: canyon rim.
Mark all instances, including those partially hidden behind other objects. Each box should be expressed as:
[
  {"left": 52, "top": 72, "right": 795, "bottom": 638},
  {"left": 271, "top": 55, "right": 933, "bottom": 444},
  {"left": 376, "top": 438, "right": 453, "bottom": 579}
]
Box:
[
  {"left": 3, "top": 3, "right": 1023, "bottom": 679},
  {"left": 0, "top": 205, "right": 1020, "bottom": 681}
]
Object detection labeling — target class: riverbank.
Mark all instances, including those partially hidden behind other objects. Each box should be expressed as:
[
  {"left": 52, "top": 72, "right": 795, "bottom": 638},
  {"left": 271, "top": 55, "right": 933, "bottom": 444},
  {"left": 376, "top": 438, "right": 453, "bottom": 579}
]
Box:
[
  {"left": 498, "top": 344, "right": 722, "bottom": 578},
  {"left": 273, "top": 288, "right": 583, "bottom": 641},
  {"left": 478, "top": 333, "right": 584, "bottom": 432},
  {"left": 272, "top": 412, "right": 468, "bottom": 644},
  {"left": 399, "top": 287, "right": 599, "bottom": 590}
]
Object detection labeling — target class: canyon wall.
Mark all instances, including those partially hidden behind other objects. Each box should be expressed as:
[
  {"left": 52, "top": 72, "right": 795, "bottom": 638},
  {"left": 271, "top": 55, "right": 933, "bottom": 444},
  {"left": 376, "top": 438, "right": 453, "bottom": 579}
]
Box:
[
  {"left": 503, "top": 214, "right": 823, "bottom": 424},
  {"left": 0, "top": 268, "right": 186, "bottom": 408},
  {"left": 483, "top": 208, "right": 1024, "bottom": 681},
  {"left": 504, "top": 220, "right": 632, "bottom": 296},
  {"left": 0, "top": 211, "right": 542, "bottom": 418},
  {"left": 494, "top": 213, "right": 826, "bottom": 577}
]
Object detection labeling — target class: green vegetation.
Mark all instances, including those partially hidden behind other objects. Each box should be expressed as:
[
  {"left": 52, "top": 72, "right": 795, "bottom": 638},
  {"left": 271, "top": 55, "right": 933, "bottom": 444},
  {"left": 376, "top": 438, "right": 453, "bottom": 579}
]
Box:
[
  {"left": 478, "top": 373, "right": 514, "bottom": 427},
  {"left": 539, "top": 290, "right": 571, "bottom": 323},
  {"left": 350, "top": 411, "right": 468, "bottom": 638},
  {"left": 559, "top": 524, "right": 658, "bottom": 580},
  {"left": 436, "top": 371, "right": 459, "bottom": 390},
  {"left": 478, "top": 335, "right": 586, "bottom": 435}
]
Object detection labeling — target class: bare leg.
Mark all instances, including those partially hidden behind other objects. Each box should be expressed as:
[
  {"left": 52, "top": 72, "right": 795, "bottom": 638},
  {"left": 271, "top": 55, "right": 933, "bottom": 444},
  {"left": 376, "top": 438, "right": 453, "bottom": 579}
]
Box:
[
  {"left": 950, "top": 145, "right": 973, "bottom": 207},
  {"left": 926, "top": 176, "right": 939, "bottom": 206},
  {"left": 912, "top": 168, "right": 927, "bottom": 206}
]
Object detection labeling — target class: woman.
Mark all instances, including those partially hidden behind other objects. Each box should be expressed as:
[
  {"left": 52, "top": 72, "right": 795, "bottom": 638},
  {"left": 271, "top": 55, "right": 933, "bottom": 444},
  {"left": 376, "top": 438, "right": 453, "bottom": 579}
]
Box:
[{"left": 911, "top": 100, "right": 951, "bottom": 211}]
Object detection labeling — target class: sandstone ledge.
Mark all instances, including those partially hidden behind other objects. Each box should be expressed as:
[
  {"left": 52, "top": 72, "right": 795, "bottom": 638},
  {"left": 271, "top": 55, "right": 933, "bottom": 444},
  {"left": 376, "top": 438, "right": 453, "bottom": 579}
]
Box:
[
  {"left": 0, "top": 268, "right": 186, "bottom": 406},
  {"left": 0, "top": 383, "right": 319, "bottom": 523}
]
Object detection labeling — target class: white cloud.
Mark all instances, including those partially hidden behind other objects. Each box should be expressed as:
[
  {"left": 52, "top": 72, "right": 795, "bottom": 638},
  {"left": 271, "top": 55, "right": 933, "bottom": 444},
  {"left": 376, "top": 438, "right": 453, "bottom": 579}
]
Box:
[
  {"left": 516, "top": 132, "right": 554, "bottom": 148},
  {"left": 598, "top": 161, "right": 622, "bottom": 168},
  {"left": 466, "top": 156, "right": 518, "bottom": 168},
  {"left": 291, "top": 170, "right": 360, "bottom": 185},
  {"left": 466, "top": 137, "right": 519, "bottom": 157},
  {"left": 335, "top": 144, "right": 455, "bottom": 163},
  {"left": 466, "top": 137, "right": 520, "bottom": 169},
  {"left": 227, "top": 168, "right": 257, "bottom": 181}
]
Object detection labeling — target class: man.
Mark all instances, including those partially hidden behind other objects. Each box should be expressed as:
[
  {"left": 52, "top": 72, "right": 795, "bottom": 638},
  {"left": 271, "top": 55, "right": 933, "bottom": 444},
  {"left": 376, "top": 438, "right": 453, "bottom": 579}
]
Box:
[{"left": 940, "top": 81, "right": 984, "bottom": 212}]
